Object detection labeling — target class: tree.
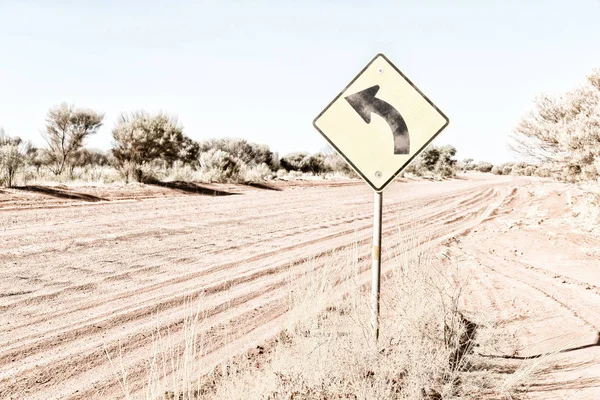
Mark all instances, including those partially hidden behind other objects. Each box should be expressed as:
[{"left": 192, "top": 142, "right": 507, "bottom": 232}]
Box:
[
  {"left": 510, "top": 68, "right": 600, "bottom": 180},
  {"left": 24, "top": 146, "right": 50, "bottom": 172},
  {"left": 43, "top": 103, "right": 104, "bottom": 175},
  {"left": 0, "top": 129, "right": 23, "bottom": 187},
  {"left": 111, "top": 111, "right": 194, "bottom": 181}
]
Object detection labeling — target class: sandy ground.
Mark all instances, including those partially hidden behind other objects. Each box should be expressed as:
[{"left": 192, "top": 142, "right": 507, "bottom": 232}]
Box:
[
  {"left": 0, "top": 174, "right": 599, "bottom": 399},
  {"left": 453, "top": 180, "right": 600, "bottom": 399}
]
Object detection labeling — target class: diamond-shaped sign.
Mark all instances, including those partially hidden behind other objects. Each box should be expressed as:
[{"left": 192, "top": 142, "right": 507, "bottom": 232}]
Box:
[{"left": 313, "top": 53, "right": 449, "bottom": 192}]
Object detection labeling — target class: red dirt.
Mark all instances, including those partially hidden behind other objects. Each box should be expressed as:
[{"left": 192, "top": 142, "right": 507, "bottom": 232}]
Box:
[{"left": 1, "top": 175, "right": 599, "bottom": 399}]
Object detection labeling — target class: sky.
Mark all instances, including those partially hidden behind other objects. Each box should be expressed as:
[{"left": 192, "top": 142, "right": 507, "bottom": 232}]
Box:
[{"left": 1, "top": 0, "right": 600, "bottom": 164}]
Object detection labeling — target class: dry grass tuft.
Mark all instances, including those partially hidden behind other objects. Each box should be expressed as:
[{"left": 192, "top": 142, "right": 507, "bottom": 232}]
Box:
[{"left": 112, "top": 232, "right": 554, "bottom": 399}]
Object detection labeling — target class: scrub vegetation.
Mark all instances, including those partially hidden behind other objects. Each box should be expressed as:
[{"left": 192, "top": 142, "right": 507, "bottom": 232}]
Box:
[
  {"left": 0, "top": 107, "right": 474, "bottom": 188},
  {"left": 126, "top": 235, "right": 540, "bottom": 400},
  {"left": 511, "top": 67, "right": 600, "bottom": 182}
]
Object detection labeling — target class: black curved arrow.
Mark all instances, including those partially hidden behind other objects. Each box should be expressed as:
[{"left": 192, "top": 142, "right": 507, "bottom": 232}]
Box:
[{"left": 344, "top": 85, "right": 409, "bottom": 154}]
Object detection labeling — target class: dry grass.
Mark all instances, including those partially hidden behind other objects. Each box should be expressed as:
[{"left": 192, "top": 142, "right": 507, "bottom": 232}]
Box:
[
  {"left": 109, "top": 231, "right": 553, "bottom": 399},
  {"left": 17, "top": 165, "right": 121, "bottom": 186},
  {"left": 8, "top": 163, "right": 355, "bottom": 187}
]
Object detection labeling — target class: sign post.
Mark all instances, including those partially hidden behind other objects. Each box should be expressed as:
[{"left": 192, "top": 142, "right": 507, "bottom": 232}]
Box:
[
  {"left": 371, "top": 191, "right": 383, "bottom": 341},
  {"left": 313, "top": 53, "right": 449, "bottom": 341}
]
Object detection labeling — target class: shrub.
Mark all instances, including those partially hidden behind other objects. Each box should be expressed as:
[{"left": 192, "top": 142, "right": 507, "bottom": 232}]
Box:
[
  {"left": 420, "top": 147, "right": 440, "bottom": 171},
  {"left": 323, "top": 152, "right": 357, "bottom": 177},
  {"left": 511, "top": 68, "right": 600, "bottom": 180},
  {"left": 24, "top": 146, "right": 50, "bottom": 172},
  {"left": 112, "top": 111, "right": 195, "bottom": 182},
  {"left": 198, "top": 138, "right": 273, "bottom": 168},
  {"left": 491, "top": 165, "right": 503, "bottom": 175},
  {"left": 0, "top": 144, "right": 23, "bottom": 187},
  {"left": 199, "top": 149, "right": 241, "bottom": 183},
  {"left": 475, "top": 162, "right": 493, "bottom": 173},
  {"left": 242, "top": 163, "right": 273, "bottom": 182},
  {"left": 405, "top": 145, "right": 458, "bottom": 178},
  {"left": 279, "top": 152, "right": 330, "bottom": 174},
  {"left": 300, "top": 153, "right": 329, "bottom": 174},
  {"left": 165, "top": 161, "right": 197, "bottom": 182},
  {"left": 458, "top": 158, "right": 474, "bottom": 171},
  {"left": 0, "top": 130, "right": 24, "bottom": 187},
  {"left": 523, "top": 165, "right": 537, "bottom": 176},
  {"left": 280, "top": 152, "right": 309, "bottom": 171},
  {"left": 502, "top": 165, "right": 513, "bottom": 175}
]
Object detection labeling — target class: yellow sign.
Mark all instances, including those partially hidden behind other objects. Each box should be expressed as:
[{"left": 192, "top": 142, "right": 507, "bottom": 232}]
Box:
[{"left": 313, "top": 53, "right": 449, "bottom": 192}]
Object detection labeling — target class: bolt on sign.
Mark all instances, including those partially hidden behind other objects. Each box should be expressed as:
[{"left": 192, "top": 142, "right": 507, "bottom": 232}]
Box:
[{"left": 313, "top": 53, "right": 449, "bottom": 192}]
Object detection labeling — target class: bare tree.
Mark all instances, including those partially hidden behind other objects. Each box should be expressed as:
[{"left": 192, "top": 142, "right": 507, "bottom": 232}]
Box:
[{"left": 43, "top": 103, "right": 104, "bottom": 175}]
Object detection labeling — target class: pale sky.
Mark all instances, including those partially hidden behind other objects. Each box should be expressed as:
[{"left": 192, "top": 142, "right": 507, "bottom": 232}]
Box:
[{"left": 1, "top": 0, "right": 600, "bottom": 163}]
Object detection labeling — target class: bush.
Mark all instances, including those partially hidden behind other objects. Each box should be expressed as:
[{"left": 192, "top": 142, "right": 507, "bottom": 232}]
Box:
[
  {"left": 511, "top": 68, "right": 600, "bottom": 181},
  {"left": 112, "top": 111, "right": 195, "bottom": 182},
  {"left": 502, "top": 165, "right": 513, "bottom": 175},
  {"left": 279, "top": 152, "right": 331, "bottom": 174},
  {"left": 0, "top": 144, "right": 23, "bottom": 187},
  {"left": 242, "top": 163, "right": 273, "bottom": 182},
  {"left": 24, "top": 147, "right": 50, "bottom": 172},
  {"left": 280, "top": 152, "right": 309, "bottom": 171},
  {"left": 323, "top": 152, "right": 357, "bottom": 177},
  {"left": 491, "top": 165, "right": 503, "bottom": 175},
  {"left": 458, "top": 158, "right": 474, "bottom": 171},
  {"left": 405, "top": 145, "right": 458, "bottom": 178},
  {"left": 198, "top": 138, "right": 273, "bottom": 168},
  {"left": 509, "top": 162, "right": 539, "bottom": 176},
  {"left": 0, "top": 130, "right": 24, "bottom": 187},
  {"left": 523, "top": 165, "right": 537, "bottom": 176},
  {"left": 199, "top": 149, "right": 241, "bottom": 183},
  {"left": 475, "top": 162, "right": 493, "bottom": 173},
  {"left": 301, "top": 153, "right": 329, "bottom": 174}
]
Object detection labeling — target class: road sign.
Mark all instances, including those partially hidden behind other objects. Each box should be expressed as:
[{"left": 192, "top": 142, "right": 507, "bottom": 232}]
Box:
[
  {"left": 313, "top": 53, "right": 449, "bottom": 192},
  {"left": 312, "top": 53, "right": 450, "bottom": 342}
]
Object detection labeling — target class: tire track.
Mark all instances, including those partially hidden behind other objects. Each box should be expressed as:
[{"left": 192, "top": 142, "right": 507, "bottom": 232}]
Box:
[{"left": 0, "top": 178, "right": 512, "bottom": 399}]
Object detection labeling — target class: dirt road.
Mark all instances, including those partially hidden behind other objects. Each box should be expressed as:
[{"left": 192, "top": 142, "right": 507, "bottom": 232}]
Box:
[
  {"left": 454, "top": 181, "right": 600, "bottom": 399},
  {"left": 1, "top": 175, "right": 598, "bottom": 399}
]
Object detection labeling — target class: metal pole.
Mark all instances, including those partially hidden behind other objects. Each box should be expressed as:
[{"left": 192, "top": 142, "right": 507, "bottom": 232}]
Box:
[{"left": 371, "top": 190, "right": 383, "bottom": 342}]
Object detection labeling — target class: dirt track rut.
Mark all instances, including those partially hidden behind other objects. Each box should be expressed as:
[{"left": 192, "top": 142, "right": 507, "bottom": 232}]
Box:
[{"left": 0, "top": 177, "right": 515, "bottom": 399}]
